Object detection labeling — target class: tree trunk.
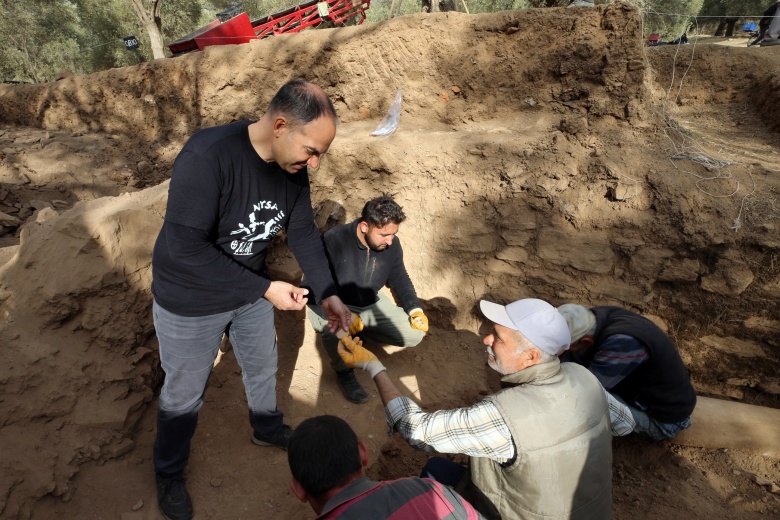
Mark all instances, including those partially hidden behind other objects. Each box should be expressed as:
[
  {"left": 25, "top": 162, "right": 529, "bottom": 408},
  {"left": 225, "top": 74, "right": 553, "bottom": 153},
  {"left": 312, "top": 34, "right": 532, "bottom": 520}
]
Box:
[
  {"left": 130, "top": 0, "right": 166, "bottom": 60},
  {"left": 724, "top": 18, "right": 738, "bottom": 37}
]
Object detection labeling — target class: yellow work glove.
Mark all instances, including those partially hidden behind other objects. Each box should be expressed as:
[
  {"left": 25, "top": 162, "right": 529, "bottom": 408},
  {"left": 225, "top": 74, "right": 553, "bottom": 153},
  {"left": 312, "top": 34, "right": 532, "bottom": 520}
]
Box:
[
  {"left": 336, "top": 313, "right": 364, "bottom": 340},
  {"left": 409, "top": 309, "right": 429, "bottom": 332},
  {"left": 337, "top": 336, "right": 386, "bottom": 378},
  {"left": 348, "top": 313, "right": 364, "bottom": 336}
]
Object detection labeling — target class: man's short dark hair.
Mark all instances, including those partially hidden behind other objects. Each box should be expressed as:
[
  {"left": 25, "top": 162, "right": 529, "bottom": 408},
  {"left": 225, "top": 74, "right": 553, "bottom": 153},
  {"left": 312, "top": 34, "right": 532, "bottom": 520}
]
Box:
[
  {"left": 288, "top": 415, "right": 362, "bottom": 498},
  {"left": 267, "top": 79, "right": 337, "bottom": 127},
  {"left": 360, "top": 195, "right": 406, "bottom": 228}
]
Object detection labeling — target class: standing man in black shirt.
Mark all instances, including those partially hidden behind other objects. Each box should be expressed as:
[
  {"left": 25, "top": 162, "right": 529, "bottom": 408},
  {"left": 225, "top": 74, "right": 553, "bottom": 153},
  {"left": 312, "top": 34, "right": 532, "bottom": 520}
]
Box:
[
  {"left": 307, "top": 195, "right": 428, "bottom": 404},
  {"left": 151, "top": 80, "right": 351, "bottom": 520}
]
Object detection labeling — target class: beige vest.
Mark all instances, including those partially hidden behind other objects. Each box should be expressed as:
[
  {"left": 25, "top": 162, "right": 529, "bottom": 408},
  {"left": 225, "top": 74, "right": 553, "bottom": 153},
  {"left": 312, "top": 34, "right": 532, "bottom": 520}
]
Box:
[{"left": 471, "top": 360, "right": 612, "bottom": 520}]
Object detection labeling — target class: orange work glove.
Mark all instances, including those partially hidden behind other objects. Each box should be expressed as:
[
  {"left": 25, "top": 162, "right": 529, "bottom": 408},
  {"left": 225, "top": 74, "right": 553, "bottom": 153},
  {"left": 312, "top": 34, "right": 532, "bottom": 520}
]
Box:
[
  {"left": 337, "top": 336, "right": 386, "bottom": 378},
  {"left": 409, "top": 309, "right": 429, "bottom": 332},
  {"left": 348, "top": 313, "right": 364, "bottom": 336}
]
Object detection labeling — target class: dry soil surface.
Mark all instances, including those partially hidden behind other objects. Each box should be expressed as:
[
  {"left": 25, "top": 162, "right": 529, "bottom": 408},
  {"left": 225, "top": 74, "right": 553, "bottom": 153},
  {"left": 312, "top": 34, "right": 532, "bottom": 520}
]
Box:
[{"left": 1, "top": 4, "right": 779, "bottom": 520}]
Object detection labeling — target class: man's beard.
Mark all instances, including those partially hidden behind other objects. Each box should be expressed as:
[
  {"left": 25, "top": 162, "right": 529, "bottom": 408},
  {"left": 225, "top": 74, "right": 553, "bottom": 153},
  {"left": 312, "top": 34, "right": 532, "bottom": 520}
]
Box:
[
  {"left": 366, "top": 234, "right": 389, "bottom": 251},
  {"left": 487, "top": 346, "right": 512, "bottom": 376}
]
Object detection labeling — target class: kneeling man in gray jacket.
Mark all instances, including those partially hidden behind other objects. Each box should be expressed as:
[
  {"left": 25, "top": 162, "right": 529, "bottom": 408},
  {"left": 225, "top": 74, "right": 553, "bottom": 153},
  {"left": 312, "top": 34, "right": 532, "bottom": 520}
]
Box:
[{"left": 338, "top": 298, "right": 613, "bottom": 520}]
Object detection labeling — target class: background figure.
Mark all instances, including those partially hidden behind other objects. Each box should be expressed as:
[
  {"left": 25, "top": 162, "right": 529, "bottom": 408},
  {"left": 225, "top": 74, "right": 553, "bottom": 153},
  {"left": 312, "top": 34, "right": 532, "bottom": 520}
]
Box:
[
  {"left": 150, "top": 80, "right": 351, "bottom": 520},
  {"left": 761, "top": 1, "right": 780, "bottom": 44},
  {"left": 557, "top": 304, "right": 696, "bottom": 441},
  {"left": 288, "top": 415, "right": 485, "bottom": 519},
  {"left": 307, "top": 195, "right": 428, "bottom": 403}
]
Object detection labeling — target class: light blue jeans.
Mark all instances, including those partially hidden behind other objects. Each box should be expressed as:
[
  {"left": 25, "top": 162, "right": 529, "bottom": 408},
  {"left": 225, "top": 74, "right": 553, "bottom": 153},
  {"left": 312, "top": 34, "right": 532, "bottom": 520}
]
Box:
[
  {"left": 307, "top": 293, "right": 425, "bottom": 372},
  {"left": 616, "top": 395, "right": 692, "bottom": 441},
  {"left": 152, "top": 298, "right": 281, "bottom": 478}
]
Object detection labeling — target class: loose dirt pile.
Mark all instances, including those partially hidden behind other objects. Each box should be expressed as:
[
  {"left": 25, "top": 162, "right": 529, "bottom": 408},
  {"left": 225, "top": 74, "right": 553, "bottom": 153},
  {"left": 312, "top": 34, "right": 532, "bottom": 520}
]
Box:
[{"left": 0, "top": 4, "right": 779, "bottom": 519}]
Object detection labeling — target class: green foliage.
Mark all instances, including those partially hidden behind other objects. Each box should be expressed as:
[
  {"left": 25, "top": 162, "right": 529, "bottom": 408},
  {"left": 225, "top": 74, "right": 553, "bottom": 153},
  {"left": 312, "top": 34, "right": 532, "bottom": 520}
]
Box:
[
  {"left": 639, "top": 0, "right": 705, "bottom": 39},
  {"left": 465, "top": 0, "right": 526, "bottom": 14},
  {"left": 698, "top": 0, "right": 767, "bottom": 32},
  {"left": 0, "top": 0, "right": 84, "bottom": 83},
  {"left": 73, "top": 0, "right": 206, "bottom": 72},
  {"left": 4, "top": 0, "right": 767, "bottom": 82},
  {"left": 73, "top": 0, "right": 141, "bottom": 71}
]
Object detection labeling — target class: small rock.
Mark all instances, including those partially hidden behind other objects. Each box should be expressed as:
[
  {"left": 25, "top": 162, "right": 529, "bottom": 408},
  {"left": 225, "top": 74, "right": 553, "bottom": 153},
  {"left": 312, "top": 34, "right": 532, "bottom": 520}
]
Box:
[
  {"left": 757, "top": 380, "right": 780, "bottom": 395},
  {"left": 20, "top": 173, "right": 31, "bottom": 184},
  {"left": 451, "top": 86, "right": 460, "bottom": 94},
  {"left": 770, "top": 483, "right": 780, "bottom": 494},
  {"left": 506, "top": 26, "right": 520, "bottom": 35},
  {"left": 29, "top": 199, "right": 53, "bottom": 211},
  {"left": 132, "top": 499, "right": 143, "bottom": 511},
  {"left": 525, "top": 97, "right": 537, "bottom": 107},
  {"left": 211, "top": 478, "right": 223, "bottom": 487},
  {"left": 0, "top": 211, "right": 21, "bottom": 227},
  {"left": 107, "top": 438, "right": 135, "bottom": 458},
  {"left": 751, "top": 474, "right": 772, "bottom": 487},
  {"left": 136, "top": 161, "right": 153, "bottom": 175}
]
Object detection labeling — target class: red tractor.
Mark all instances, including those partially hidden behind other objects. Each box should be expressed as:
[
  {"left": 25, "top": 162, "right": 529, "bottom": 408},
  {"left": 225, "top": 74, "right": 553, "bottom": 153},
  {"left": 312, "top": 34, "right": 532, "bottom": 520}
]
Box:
[{"left": 168, "top": 0, "right": 371, "bottom": 56}]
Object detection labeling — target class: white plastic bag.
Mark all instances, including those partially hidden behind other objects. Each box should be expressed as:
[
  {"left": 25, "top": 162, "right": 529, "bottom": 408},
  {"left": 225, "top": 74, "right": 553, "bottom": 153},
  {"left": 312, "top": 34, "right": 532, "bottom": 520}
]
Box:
[{"left": 371, "top": 90, "right": 403, "bottom": 137}]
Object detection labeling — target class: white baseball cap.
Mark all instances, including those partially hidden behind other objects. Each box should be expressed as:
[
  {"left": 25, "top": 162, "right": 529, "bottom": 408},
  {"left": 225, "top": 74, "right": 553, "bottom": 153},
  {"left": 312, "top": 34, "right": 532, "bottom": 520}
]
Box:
[{"left": 479, "top": 298, "right": 570, "bottom": 355}]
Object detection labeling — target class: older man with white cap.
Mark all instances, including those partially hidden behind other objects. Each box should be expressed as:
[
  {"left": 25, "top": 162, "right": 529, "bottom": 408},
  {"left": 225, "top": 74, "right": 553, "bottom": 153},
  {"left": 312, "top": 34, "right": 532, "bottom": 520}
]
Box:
[{"left": 338, "top": 298, "right": 613, "bottom": 520}]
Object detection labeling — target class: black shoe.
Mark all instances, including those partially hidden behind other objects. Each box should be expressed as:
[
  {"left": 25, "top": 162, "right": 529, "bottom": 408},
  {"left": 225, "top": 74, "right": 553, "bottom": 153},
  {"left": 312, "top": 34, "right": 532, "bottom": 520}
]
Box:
[
  {"left": 156, "top": 475, "right": 193, "bottom": 520},
  {"left": 251, "top": 424, "right": 293, "bottom": 450},
  {"left": 336, "top": 369, "right": 369, "bottom": 404}
]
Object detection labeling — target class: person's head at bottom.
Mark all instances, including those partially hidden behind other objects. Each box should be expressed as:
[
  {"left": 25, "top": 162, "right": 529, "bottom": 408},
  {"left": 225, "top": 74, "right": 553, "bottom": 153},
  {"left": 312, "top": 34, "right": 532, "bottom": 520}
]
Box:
[{"left": 288, "top": 415, "right": 367, "bottom": 514}]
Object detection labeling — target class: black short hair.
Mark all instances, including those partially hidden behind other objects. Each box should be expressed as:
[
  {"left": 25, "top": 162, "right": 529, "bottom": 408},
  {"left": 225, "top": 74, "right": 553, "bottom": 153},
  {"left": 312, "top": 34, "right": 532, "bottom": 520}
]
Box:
[
  {"left": 267, "top": 79, "right": 336, "bottom": 127},
  {"left": 288, "top": 415, "right": 362, "bottom": 498},
  {"left": 360, "top": 195, "right": 406, "bottom": 228}
]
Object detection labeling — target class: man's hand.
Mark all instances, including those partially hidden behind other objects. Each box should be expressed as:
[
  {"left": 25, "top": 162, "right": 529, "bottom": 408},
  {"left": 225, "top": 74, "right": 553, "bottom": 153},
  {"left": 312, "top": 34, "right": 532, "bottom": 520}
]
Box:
[
  {"left": 335, "top": 314, "right": 364, "bottom": 339},
  {"left": 409, "top": 309, "right": 429, "bottom": 332},
  {"left": 264, "top": 281, "right": 308, "bottom": 311},
  {"left": 338, "top": 336, "right": 386, "bottom": 379},
  {"left": 322, "top": 295, "right": 351, "bottom": 334}
]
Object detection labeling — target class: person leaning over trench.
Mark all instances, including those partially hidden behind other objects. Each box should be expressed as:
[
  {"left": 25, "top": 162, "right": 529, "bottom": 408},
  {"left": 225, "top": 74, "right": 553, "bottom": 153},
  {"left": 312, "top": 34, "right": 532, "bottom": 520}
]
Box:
[
  {"left": 557, "top": 303, "right": 696, "bottom": 441},
  {"left": 338, "top": 298, "right": 614, "bottom": 520},
  {"left": 150, "top": 80, "right": 352, "bottom": 520}
]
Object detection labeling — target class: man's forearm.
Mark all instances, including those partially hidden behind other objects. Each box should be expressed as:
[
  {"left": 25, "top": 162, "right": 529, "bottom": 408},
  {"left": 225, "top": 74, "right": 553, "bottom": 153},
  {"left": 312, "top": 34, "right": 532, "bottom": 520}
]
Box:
[{"left": 373, "top": 371, "right": 403, "bottom": 406}]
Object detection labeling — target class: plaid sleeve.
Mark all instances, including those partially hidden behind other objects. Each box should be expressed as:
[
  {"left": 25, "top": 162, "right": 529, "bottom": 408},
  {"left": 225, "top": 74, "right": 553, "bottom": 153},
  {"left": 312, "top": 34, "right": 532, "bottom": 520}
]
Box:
[
  {"left": 386, "top": 397, "right": 515, "bottom": 463},
  {"left": 603, "top": 387, "right": 636, "bottom": 436}
]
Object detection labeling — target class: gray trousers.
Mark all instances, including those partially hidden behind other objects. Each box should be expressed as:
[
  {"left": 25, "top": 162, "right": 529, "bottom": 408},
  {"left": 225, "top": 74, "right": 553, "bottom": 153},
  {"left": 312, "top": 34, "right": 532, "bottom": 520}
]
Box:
[
  {"left": 307, "top": 293, "right": 425, "bottom": 372},
  {"left": 152, "top": 298, "right": 282, "bottom": 478}
]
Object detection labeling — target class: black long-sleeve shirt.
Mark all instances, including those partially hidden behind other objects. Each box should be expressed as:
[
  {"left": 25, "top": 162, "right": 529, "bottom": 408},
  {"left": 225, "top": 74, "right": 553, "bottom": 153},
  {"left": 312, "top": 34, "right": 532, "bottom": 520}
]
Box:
[
  {"left": 152, "top": 120, "right": 337, "bottom": 316},
  {"left": 319, "top": 219, "right": 420, "bottom": 312}
]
